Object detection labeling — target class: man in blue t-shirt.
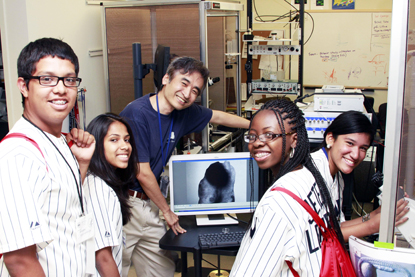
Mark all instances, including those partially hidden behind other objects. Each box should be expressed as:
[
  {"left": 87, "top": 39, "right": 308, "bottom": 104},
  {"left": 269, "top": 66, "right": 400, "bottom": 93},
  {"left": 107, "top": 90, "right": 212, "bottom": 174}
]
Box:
[{"left": 120, "top": 57, "right": 249, "bottom": 277}]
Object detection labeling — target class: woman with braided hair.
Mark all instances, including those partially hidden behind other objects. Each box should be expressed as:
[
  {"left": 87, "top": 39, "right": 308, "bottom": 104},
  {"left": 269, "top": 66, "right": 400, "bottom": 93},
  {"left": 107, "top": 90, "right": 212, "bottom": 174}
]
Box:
[
  {"left": 230, "top": 98, "right": 345, "bottom": 276},
  {"left": 311, "top": 110, "right": 409, "bottom": 241}
]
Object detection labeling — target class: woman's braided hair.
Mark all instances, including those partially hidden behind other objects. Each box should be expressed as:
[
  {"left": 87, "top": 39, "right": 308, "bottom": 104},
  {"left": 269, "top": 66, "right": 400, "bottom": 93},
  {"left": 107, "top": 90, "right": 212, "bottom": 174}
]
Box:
[{"left": 250, "top": 98, "right": 346, "bottom": 248}]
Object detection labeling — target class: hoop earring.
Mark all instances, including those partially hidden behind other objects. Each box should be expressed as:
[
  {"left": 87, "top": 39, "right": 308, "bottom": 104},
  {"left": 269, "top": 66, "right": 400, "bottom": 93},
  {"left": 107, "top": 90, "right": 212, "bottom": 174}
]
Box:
[
  {"left": 327, "top": 144, "right": 332, "bottom": 149},
  {"left": 289, "top": 148, "right": 295, "bottom": 158}
]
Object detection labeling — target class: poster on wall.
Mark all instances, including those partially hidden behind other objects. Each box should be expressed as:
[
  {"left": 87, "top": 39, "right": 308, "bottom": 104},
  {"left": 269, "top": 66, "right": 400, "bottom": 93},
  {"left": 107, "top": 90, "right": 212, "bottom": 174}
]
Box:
[
  {"left": 332, "top": 0, "right": 355, "bottom": 10},
  {"left": 291, "top": 0, "right": 310, "bottom": 10},
  {"left": 310, "top": 0, "right": 330, "bottom": 10}
]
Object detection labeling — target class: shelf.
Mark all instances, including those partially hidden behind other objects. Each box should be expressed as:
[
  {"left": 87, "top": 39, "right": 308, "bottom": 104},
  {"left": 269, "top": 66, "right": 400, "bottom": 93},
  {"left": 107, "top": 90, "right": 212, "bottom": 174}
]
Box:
[
  {"left": 244, "top": 4, "right": 305, "bottom": 98},
  {"left": 243, "top": 38, "right": 293, "bottom": 42}
]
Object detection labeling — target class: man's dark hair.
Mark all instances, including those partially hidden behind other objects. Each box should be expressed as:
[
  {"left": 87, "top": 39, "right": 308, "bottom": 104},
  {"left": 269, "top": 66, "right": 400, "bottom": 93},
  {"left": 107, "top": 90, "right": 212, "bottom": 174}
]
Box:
[
  {"left": 165, "top": 56, "right": 210, "bottom": 94},
  {"left": 17, "top": 38, "right": 79, "bottom": 106},
  {"left": 86, "top": 113, "right": 139, "bottom": 225}
]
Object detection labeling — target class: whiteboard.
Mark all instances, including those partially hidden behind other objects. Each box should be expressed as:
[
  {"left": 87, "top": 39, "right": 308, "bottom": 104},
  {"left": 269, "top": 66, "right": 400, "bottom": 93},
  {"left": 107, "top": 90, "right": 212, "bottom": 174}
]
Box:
[{"left": 303, "top": 12, "right": 391, "bottom": 88}]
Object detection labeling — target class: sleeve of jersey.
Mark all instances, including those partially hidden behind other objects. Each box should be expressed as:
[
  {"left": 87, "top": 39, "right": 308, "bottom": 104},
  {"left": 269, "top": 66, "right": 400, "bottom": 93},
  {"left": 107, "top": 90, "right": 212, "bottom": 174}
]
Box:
[
  {"left": 0, "top": 146, "right": 53, "bottom": 254},
  {"left": 230, "top": 202, "right": 298, "bottom": 276},
  {"left": 84, "top": 176, "right": 120, "bottom": 251}
]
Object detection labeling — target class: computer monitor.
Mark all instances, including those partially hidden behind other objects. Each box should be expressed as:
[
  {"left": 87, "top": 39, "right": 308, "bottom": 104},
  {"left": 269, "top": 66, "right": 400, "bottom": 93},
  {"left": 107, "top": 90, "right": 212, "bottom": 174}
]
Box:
[
  {"left": 169, "top": 152, "right": 260, "bottom": 226},
  {"left": 153, "top": 44, "right": 170, "bottom": 92},
  {"left": 132, "top": 43, "right": 170, "bottom": 98}
]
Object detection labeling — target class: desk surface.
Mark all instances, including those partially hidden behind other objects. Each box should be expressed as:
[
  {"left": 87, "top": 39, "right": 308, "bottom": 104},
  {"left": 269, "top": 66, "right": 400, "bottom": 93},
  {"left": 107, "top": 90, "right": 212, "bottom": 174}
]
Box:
[
  {"left": 159, "top": 215, "right": 251, "bottom": 277},
  {"left": 159, "top": 215, "right": 250, "bottom": 253}
]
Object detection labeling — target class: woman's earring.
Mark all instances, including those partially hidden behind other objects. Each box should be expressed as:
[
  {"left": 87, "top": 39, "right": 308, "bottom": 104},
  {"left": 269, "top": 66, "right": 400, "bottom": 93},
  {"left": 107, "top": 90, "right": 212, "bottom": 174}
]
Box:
[
  {"left": 327, "top": 144, "right": 332, "bottom": 149},
  {"left": 289, "top": 148, "right": 295, "bottom": 158}
]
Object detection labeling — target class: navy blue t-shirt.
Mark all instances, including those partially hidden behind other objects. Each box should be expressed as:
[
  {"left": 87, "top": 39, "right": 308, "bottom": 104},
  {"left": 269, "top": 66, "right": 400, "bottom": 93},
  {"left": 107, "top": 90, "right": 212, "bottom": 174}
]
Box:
[{"left": 120, "top": 93, "right": 213, "bottom": 192}]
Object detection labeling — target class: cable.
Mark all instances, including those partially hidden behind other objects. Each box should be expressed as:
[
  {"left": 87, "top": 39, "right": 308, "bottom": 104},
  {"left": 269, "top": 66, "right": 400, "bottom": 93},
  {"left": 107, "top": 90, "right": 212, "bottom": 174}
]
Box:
[
  {"left": 373, "top": 140, "right": 385, "bottom": 147},
  {"left": 359, "top": 145, "right": 376, "bottom": 217},
  {"left": 294, "top": 92, "right": 315, "bottom": 103},
  {"left": 251, "top": 0, "right": 314, "bottom": 45},
  {"left": 226, "top": 213, "right": 249, "bottom": 225},
  {"left": 254, "top": 12, "right": 296, "bottom": 22},
  {"left": 304, "top": 12, "right": 315, "bottom": 45},
  {"left": 352, "top": 193, "right": 366, "bottom": 217},
  {"left": 201, "top": 258, "right": 218, "bottom": 269},
  {"left": 253, "top": 0, "right": 298, "bottom": 23}
]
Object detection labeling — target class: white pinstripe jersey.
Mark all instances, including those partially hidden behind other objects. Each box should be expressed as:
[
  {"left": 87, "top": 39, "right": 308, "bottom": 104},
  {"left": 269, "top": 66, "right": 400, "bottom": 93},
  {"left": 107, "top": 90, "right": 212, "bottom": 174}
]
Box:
[
  {"left": 311, "top": 149, "right": 345, "bottom": 223},
  {"left": 231, "top": 166, "right": 338, "bottom": 277},
  {"left": 84, "top": 174, "right": 123, "bottom": 276},
  {"left": 0, "top": 118, "right": 87, "bottom": 276}
]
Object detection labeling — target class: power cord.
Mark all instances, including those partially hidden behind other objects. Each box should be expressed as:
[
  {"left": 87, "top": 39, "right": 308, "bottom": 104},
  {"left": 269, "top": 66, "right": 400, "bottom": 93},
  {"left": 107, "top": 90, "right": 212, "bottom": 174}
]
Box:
[
  {"left": 226, "top": 213, "right": 249, "bottom": 226},
  {"left": 252, "top": 0, "right": 315, "bottom": 45}
]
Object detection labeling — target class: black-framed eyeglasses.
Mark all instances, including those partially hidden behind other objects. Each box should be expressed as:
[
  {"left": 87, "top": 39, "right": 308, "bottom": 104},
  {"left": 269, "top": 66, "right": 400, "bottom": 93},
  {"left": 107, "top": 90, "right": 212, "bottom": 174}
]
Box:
[
  {"left": 244, "top": 131, "right": 295, "bottom": 143},
  {"left": 26, "top": 76, "right": 82, "bottom": 87}
]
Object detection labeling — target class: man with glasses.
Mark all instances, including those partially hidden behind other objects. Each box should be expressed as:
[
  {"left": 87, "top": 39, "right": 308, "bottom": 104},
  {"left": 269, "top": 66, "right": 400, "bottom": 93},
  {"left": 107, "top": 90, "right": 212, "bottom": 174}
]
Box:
[{"left": 0, "top": 38, "right": 95, "bottom": 276}]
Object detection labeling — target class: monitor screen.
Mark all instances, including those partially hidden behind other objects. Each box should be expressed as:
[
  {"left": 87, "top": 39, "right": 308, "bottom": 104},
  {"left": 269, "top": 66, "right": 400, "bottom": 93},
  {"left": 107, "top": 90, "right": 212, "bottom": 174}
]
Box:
[
  {"left": 154, "top": 44, "right": 170, "bottom": 92},
  {"left": 169, "top": 152, "right": 259, "bottom": 217}
]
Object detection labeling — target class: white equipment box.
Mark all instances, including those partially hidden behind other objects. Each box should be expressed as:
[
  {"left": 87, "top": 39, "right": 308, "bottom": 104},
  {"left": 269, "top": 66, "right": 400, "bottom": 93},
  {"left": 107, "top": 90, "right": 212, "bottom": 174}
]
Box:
[
  {"left": 301, "top": 103, "right": 371, "bottom": 142},
  {"left": 251, "top": 79, "right": 299, "bottom": 94},
  {"left": 248, "top": 44, "right": 301, "bottom": 55},
  {"left": 322, "top": 85, "right": 345, "bottom": 93},
  {"left": 314, "top": 93, "right": 365, "bottom": 112}
]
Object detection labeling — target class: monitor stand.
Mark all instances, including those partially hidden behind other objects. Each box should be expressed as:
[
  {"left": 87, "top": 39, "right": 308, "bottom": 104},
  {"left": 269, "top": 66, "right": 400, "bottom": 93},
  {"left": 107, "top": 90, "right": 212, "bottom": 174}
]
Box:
[{"left": 196, "top": 213, "right": 238, "bottom": 226}]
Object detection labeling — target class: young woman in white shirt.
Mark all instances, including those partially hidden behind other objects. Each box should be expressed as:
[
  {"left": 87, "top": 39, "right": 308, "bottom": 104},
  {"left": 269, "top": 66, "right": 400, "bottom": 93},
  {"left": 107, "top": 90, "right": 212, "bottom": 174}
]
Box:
[
  {"left": 85, "top": 113, "right": 138, "bottom": 277},
  {"left": 311, "top": 110, "right": 409, "bottom": 241}
]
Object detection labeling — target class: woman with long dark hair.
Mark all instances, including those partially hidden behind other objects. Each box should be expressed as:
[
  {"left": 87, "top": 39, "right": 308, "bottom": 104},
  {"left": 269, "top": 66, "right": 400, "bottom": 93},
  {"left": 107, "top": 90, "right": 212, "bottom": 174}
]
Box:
[
  {"left": 311, "top": 110, "right": 409, "bottom": 241},
  {"left": 231, "top": 98, "right": 344, "bottom": 276},
  {"left": 84, "top": 113, "right": 138, "bottom": 277}
]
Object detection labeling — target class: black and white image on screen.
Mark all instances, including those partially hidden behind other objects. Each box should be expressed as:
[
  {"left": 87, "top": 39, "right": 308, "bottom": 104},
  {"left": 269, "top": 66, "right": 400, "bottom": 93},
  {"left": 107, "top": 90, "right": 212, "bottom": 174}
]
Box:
[
  {"left": 198, "top": 161, "right": 235, "bottom": 204},
  {"left": 171, "top": 158, "right": 253, "bottom": 208}
]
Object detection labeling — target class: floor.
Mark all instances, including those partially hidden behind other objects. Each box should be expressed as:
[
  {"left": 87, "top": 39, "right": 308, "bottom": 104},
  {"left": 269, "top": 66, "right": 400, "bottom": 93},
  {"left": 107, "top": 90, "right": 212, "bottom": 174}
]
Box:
[{"left": 127, "top": 252, "right": 235, "bottom": 277}]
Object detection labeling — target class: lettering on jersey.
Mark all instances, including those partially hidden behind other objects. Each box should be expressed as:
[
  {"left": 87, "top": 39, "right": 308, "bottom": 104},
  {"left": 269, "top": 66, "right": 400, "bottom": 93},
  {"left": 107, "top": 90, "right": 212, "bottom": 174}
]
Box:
[
  {"left": 306, "top": 182, "right": 323, "bottom": 215},
  {"left": 305, "top": 225, "right": 321, "bottom": 253},
  {"left": 334, "top": 197, "right": 341, "bottom": 219},
  {"left": 304, "top": 182, "right": 331, "bottom": 254},
  {"left": 30, "top": 221, "right": 41, "bottom": 230}
]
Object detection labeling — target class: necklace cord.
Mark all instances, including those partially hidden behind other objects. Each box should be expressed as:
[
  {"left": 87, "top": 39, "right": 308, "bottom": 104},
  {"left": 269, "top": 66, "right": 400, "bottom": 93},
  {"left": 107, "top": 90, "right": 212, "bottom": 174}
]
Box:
[
  {"left": 156, "top": 93, "right": 174, "bottom": 172},
  {"left": 22, "top": 116, "right": 84, "bottom": 215}
]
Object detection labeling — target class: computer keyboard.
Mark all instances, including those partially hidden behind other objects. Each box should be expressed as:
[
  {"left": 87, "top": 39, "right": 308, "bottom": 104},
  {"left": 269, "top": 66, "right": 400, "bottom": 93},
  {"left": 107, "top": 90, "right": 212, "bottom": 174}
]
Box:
[{"left": 198, "top": 230, "right": 246, "bottom": 249}]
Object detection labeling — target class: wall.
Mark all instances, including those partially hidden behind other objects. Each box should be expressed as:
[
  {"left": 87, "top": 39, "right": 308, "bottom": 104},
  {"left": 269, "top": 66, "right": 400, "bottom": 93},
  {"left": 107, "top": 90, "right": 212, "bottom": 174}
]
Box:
[
  {"left": 0, "top": 0, "right": 29, "bottom": 127},
  {"left": 0, "top": 0, "right": 393, "bottom": 125},
  {"left": 103, "top": 4, "right": 201, "bottom": 114},
  {"left": 304, "top": 12, "right": 392, "bottom": 89},
  {"left": 230, "top": 0, "right": 392, "bottom": 111},
  {"left": 0, "top": 0, "right": 106, "bottom": 128}
]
